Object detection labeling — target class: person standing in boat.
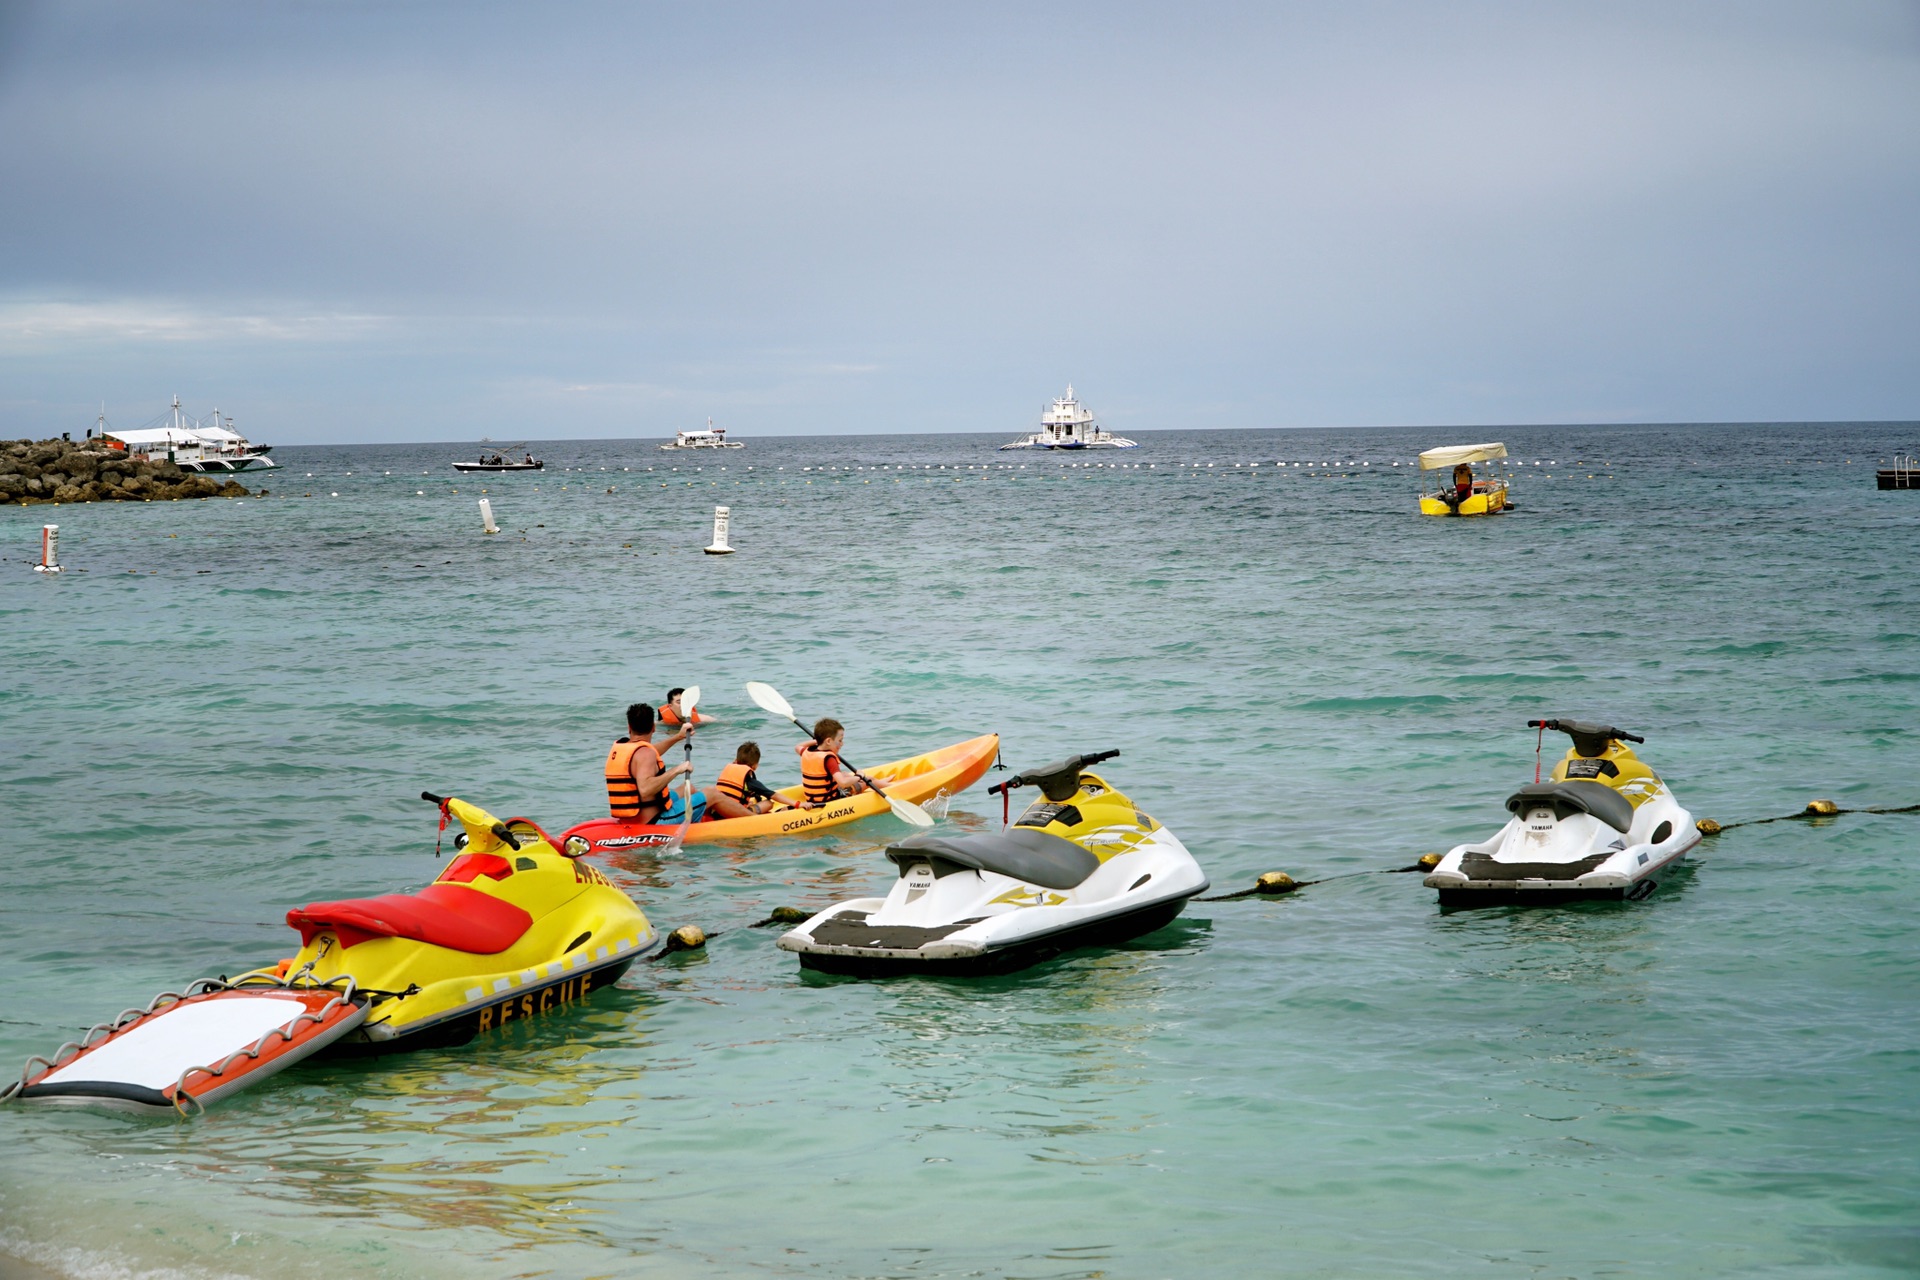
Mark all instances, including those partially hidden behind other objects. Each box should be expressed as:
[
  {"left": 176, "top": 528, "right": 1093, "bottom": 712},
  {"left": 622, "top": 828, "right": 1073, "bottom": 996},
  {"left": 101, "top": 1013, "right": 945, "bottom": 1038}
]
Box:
[
  {"left": 795, "top": 719, "right": 868, "bottom": 808},
  {"left": 605, "top": 703, "right": 694, "bottom": 823}
]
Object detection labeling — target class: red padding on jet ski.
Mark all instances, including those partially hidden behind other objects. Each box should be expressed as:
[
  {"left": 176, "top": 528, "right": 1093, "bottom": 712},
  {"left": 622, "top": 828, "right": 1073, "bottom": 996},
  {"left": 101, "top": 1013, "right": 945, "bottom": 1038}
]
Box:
[
  {"left": 437, "top": 853, "right": 514, "bottom": 884},
  {"left": 286, "top": 884, "right": 533, "bottom": 954}
]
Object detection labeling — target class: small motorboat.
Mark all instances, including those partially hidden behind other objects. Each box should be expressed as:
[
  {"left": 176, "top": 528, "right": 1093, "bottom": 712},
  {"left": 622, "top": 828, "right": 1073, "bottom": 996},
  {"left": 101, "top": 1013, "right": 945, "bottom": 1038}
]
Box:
[
  {"left": 1424, "top": 719, "right": 1701, "bottom": 907},
  {"left": 777, "top": 750, "right": 1208, "bottom": 976},
  {"left": 1417, "top": 442, "right": 1512, "bottom": 516},
  {"left": 452, "top": 441, "right": 543, "bottom": 472},
  {"left": 560, "top": 732, "right": 998, "bottom": 853}
]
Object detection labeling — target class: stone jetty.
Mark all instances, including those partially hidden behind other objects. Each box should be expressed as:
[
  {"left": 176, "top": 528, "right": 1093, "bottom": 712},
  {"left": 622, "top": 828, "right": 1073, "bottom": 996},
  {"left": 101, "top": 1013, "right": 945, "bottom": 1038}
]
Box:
[{"left": 0, "top": 437, "right": 255, "bottom": 506}]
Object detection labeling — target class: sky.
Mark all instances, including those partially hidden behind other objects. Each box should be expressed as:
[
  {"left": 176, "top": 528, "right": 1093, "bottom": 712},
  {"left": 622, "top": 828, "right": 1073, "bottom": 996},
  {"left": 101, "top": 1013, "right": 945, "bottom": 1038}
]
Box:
[{"left": 1, "top": 0, "right": 1917, "bottom": 444}]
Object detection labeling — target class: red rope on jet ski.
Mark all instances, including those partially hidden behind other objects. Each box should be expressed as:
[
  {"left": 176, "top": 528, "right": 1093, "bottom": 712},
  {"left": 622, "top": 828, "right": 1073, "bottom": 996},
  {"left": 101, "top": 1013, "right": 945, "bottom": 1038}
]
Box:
[{"left": 1535, "top": 721, "right": 1545, "bottom": 783}]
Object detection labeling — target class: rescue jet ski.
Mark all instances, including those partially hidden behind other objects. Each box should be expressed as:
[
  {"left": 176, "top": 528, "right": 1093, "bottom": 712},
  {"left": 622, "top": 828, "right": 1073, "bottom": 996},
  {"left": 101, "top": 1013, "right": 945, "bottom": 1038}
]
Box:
[
  {"left": 1424, "top": 719, "right": 1700, "bottom": 907},
  {"left": 777, "top": 750, "right": 1208, "bottom": 976},
  {"left": 6, "top": 795, "right": 658, "bottom": 1114},
  {"left": 260, "top": 793, "right": 662, "bottom": 1053}
]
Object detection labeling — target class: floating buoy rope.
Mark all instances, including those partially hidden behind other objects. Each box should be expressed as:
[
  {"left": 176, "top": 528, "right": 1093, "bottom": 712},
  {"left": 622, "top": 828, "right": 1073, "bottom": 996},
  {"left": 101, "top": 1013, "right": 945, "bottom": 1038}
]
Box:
[
  {"left": 649, "top": 925, "right": 713, "bottom": 960},
  {"left": 1696, "top": 798, "right": 1920, "bottom": 834}
]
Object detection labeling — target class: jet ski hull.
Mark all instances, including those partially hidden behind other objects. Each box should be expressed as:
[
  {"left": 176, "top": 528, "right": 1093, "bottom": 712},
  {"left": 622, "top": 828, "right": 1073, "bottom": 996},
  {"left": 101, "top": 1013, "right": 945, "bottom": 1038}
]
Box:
[
  {"left": 790, "top": 893, "right": 1195, "bottom": 977},
  {"left": 1432, "top": 839, "right": 1695, "bottom": 907}
]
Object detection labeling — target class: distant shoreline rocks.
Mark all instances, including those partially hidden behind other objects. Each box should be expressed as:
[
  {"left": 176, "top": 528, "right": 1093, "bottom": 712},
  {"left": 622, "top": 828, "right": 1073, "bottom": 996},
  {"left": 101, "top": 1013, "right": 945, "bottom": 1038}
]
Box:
[{"left": 0, "top": 437, "right": 256, "bottom": 506}]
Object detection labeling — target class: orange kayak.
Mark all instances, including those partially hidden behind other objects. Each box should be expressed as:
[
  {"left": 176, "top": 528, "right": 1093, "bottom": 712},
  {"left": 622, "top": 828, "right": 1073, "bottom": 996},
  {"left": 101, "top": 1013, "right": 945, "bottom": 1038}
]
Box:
[{"left": 558, "top": 733, "right": 1000, "bottom": 853}]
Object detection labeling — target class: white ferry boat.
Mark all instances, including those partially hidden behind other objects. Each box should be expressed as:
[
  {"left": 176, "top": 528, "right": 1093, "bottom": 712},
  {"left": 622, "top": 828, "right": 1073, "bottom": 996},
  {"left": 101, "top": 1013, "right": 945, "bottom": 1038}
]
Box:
[
  {"left": 998, "top": 386, "right": 1136, "bottom": 450},
  {"left": 99, "top": 398, "right": 278, "bottom": 472},
  {"left": 660, "top": 418, "right": 745, "bottom": 451}
]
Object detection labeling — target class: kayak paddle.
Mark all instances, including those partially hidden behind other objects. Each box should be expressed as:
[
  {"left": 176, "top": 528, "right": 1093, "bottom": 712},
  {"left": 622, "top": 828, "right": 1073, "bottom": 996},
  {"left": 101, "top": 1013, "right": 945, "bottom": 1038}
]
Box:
[
  {"left": 744, "top": 681, "right": 934, "bottom": 827},
  {"left": 662, "top": 684, "right": 701, "bottom": 854}
]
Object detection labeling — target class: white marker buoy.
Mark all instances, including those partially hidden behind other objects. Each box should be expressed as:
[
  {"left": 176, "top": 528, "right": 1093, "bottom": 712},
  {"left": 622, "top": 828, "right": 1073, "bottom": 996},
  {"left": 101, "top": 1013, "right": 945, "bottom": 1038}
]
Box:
[
  {"left": 704, "top": 505, "right": 734, "bottom": 555},
  {"left": 479, "top": 498, "right": 499, "bottom": 535},
  {"left": 33, "top": 524, "right": 61, "bottom": 574}
]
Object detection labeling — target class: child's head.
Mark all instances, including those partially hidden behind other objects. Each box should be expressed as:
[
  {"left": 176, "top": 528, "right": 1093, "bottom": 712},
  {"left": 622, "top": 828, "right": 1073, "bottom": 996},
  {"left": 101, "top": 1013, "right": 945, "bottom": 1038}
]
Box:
[
  {"left": 812, "top": 717, "right": 844, "bottom": 746},
  {"left": 735, "top": 741, "right": 761, "bottom": 767}
]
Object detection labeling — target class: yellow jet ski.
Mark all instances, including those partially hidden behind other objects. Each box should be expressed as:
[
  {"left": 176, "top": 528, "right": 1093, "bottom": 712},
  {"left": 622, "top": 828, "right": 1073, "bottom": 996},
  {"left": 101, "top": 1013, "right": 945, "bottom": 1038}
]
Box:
[{"left": 248, "top": 793, "right": 661, "bottom": 1054}]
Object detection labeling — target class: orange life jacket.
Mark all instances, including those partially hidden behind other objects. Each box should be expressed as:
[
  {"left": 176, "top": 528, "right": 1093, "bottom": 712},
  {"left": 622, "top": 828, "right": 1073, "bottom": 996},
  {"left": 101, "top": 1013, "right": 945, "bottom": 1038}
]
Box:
[
  {"left": 657, "top": 704, "right": 683, "bottom": 726},
  {"left": 605, "top": 738, "right": 661, "bottom": 819},
  {"left": 800, "top": 749, "right": 842, "bottom": 805},
  {"left": 716, "top": 762, "right": 754, "bottom": 802}
]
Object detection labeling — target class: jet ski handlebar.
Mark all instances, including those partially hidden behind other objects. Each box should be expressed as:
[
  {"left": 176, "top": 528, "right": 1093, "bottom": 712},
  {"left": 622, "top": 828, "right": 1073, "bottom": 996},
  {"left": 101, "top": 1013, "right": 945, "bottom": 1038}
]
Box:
[
  {"left": 1527, "top": 719, "right": 1645, "bottom": 747},
  {"left": 988, "top": 750, "right": 1120, "bottom": 802},
  {"left": 419, "top": 791, "right": 521, "bottom": 850}
]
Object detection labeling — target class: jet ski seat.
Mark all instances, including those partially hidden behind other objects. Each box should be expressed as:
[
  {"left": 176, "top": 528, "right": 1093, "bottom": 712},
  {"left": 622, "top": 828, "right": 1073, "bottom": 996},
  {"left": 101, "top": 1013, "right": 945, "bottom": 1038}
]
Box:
[
  {"left": 287, "top": 884, "right": 534, "bottom": 954},
  {"left": 887, "top": 829, "right": 1100, "bottom": 891},
  {"left": 1505, "top": 781, "right": 1634, "bottom": 833}
]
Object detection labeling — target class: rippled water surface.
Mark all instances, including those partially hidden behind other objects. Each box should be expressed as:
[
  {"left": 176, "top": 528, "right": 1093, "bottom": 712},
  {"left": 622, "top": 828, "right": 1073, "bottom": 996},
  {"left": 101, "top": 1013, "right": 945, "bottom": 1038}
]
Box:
[{"left": 2, "top": 424, "right": 1917, "bottom": 1278}]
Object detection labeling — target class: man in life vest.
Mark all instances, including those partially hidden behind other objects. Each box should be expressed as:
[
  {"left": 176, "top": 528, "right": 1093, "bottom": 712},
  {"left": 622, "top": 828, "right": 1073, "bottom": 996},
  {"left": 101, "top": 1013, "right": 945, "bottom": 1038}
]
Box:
[
  {"left": 794, "top": 718, "right": 867, "bottom": 808},
  {"left": 604, "top": 702, "right": 694, "bottom": 824},
  {"left": 657, "top": 688, "right": 709, "bottom": 728},
  {"left": 708, "top": 741, "right": 788, "bottom": 818},
  {"left": 1442, "top": 461, "right": 1474, "bottom": 509}
]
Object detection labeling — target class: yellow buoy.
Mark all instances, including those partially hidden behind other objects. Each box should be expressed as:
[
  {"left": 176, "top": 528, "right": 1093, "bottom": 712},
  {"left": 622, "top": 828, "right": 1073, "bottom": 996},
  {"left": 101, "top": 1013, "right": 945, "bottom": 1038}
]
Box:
[
  {"left": 1805, "top": 799, "right": 1839, "bottom": 816},
  {"left": 1417, "top": 853, "right": 1441, "bottom": 870},
  {"left": 667, "top": 925, "right": 707, "bottom": 952},
  {"left": 768, "top": 906, "right": 811, "bottom": 924},
  {"left": 1255, "top": 871, "right": 1298, "bottom": 895},
  {"left": 1696, "top": 818, "right": 1722, "bottom": 835}
]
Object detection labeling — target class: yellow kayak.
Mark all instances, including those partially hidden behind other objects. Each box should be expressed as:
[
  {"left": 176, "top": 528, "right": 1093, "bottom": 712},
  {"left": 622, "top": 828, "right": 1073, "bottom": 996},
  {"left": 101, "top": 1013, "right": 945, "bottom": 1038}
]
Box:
[{"left": 559, "top": 732, "right": 1000, "bottom": 853}]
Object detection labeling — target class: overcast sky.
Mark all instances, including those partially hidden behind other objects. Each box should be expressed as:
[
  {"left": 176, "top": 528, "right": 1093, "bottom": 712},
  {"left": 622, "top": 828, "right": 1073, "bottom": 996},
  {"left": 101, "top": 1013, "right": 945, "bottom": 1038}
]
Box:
[{"left": 1, "top": 0, "right": 1916, "bottom": 444}]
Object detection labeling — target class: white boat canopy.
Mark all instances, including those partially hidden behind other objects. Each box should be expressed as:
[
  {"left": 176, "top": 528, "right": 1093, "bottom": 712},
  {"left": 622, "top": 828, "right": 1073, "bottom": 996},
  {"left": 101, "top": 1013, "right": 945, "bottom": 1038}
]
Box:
[
  {"left": 103, "top": 427, "right": 204, "bottom": 447},
  {"left": 1418, "top": 442, "right": 1508, "bottom": 470}
]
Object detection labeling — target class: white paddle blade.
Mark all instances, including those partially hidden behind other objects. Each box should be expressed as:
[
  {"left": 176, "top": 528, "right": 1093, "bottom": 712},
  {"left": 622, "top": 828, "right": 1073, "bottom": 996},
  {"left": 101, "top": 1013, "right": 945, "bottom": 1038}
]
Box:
[
  {"left": 744, "top": 681, "right": 794, "bottom": 720},
  {"left": 681, "top": 684, "right": 701, "bottom": 718},
  {"left": 889, "top": 795, "right": 935, "bottom": 827}
]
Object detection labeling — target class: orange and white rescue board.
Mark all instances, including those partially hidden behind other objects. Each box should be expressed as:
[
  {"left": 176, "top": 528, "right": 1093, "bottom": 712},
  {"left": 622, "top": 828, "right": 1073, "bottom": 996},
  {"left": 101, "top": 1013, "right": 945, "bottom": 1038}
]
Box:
[{"left": 12, "top": 986, "right": 366, "bottom": 1115}]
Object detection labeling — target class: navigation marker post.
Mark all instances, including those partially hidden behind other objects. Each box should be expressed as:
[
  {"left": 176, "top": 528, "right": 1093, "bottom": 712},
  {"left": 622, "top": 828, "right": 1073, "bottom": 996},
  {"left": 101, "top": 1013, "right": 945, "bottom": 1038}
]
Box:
[
  {"left": 33, "top": 524, "right": 61, "bottom": 574},
  {"left": 704, "top": 505, "right": 734, "bottom": 555}
]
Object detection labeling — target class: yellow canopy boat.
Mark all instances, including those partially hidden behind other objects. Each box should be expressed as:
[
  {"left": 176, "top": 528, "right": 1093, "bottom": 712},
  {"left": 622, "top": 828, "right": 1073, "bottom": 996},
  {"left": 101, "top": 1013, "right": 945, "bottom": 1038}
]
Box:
[
  {"left": 558, "top": 732, "right": 1000, "bottom": 853},
  {"left": 1418, "top": 442, "right": 1512, "bottom": 517}
]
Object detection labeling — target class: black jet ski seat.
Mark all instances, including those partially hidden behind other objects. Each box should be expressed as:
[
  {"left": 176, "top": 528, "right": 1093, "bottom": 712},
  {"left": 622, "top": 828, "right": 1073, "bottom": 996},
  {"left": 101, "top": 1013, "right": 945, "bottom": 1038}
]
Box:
[
  {"left": 1505, "top": 781, "right": 1635, "bottom": 833},
  {"left": 886, "top": 829, "right": 1100, "bottom": 891}
]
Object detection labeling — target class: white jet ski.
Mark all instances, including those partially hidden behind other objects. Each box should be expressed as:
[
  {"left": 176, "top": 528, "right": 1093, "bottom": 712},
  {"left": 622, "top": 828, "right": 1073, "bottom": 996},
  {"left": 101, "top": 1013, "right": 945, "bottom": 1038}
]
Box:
[
  {"left": 777, "top": 750, "right": 1208, "bottom": 976},
  {"left": 1424, "top": 718, "right": 1701, "bottom": 907}
]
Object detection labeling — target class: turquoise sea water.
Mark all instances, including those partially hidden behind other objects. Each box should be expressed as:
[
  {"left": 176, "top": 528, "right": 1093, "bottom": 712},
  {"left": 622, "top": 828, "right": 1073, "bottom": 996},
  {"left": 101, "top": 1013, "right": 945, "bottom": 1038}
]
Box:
[{"left": 2, "top": 424, "right": 1917, "bottom": 1279}]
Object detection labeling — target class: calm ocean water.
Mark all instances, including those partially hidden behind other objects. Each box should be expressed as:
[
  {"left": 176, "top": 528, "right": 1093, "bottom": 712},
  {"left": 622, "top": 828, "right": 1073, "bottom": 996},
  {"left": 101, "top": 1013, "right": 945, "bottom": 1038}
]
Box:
[{"left": 2, "top": 423, "right": 1917, "bottom": 1279}]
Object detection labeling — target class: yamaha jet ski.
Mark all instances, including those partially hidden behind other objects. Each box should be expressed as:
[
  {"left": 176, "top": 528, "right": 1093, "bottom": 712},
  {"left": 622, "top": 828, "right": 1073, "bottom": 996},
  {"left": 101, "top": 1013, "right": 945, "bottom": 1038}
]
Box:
[
  {"left": 245, "top": 793, "right": 662, "bottom": 1054},
  {"left": 1424, "top": 719, "right": 1700, "bottom": 907},
  {"left": 777, "top": 750, "right": 1208, "bottom": 976}
]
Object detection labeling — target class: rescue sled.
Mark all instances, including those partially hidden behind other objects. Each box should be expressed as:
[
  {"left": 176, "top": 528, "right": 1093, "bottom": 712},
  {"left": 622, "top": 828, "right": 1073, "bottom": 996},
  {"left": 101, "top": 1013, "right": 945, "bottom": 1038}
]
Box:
[{"left": 5, "top": 977, "right": 366, "bottom": 1115}]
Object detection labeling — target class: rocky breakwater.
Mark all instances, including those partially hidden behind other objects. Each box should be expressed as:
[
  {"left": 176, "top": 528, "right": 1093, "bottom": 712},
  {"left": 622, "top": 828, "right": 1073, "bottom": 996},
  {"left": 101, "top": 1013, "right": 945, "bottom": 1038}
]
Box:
[{"left": 0, "top": 438, "right": 256, "bottom": 506}]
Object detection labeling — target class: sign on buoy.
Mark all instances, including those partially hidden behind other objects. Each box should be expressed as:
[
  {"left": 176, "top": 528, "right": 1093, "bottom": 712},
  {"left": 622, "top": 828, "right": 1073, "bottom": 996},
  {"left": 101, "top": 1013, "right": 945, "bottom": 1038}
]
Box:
[
  {"left": 33, "top": 524, "right": 61, "bottom": 574},
  {"left": 704, "top": 505, "right": 734, "bottom": 555},
  {"left": 478, "top": 498, "right": 499, "bottom": 535}
]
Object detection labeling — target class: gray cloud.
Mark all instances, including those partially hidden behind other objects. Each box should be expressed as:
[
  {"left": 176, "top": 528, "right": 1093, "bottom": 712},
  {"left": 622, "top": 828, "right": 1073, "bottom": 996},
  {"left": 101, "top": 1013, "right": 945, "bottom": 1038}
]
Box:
[{"left": 2, "top": 0, "right": 1916, "bottom": 441}]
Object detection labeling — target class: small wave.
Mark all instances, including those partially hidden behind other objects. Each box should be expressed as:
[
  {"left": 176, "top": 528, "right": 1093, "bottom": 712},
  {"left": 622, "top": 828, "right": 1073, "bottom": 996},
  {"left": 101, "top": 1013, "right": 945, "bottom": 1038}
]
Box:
[{"left": 1294, "top": 693, "right": 1458, "bottom": 711}]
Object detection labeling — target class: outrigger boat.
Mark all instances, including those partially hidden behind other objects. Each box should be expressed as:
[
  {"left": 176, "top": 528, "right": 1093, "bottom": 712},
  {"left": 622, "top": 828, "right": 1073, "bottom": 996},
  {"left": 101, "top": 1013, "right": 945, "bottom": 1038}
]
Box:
[
  {"left": 1417, "top": 442, "right": 1511, "bottom": 516},
  {"left": 777, "top": 750, "right": 1208, "bottom": 976},
  {"left": 998, "top": 386, "right": 1137, "bottom": 450},
  {"left": 1423, "top": 719, "right": 1701, "bottom": 907},
  {"left": 660, "top": 419, "right": 745, "bottom": 450},
  {"left": 4, "top": 796, "right": 658, "bottom": 1113},
  {"left": 559, "top": 733, "right": 999, "bottom": 853}
]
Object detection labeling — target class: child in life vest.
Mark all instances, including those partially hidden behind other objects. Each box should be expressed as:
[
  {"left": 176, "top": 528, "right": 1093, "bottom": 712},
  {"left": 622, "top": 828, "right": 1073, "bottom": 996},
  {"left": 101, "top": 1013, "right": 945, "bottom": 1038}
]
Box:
[
  {"left": 709, "top": 741, "right": 787, "bottom": 818},
  {"left": 795, "top": 718, "right": 868, "bottom": 808}
]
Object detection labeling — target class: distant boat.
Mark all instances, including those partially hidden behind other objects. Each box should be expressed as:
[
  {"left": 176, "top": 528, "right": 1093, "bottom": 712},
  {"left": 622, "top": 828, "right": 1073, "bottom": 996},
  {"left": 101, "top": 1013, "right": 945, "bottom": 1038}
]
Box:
[
  {"left": 660, "top": 418, "right": 745, "bottom": 450},
  {"left": 452, "top": 439, "right": 543, "bottom": 472},
  {"left": 998, "top": 386, "right": 1136, "bottom": 450},
  {"left": 99, "top": 397, "right": 278, "bottom": 472}
]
